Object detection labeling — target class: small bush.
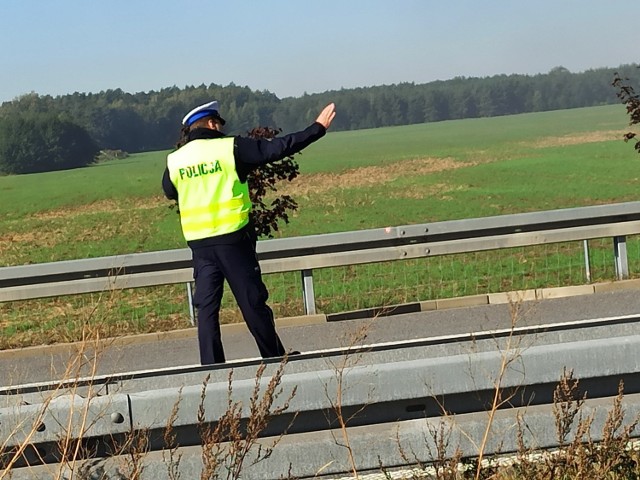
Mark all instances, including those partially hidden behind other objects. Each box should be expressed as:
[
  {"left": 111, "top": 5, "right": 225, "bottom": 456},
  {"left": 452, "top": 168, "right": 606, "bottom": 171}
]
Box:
[{"left": 95, "top": 149, "right": 130, "bottom": 163}]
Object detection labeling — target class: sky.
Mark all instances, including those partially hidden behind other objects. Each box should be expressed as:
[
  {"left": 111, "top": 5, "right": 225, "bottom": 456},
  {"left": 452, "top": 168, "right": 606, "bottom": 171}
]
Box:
[{"left": 0, "top": 1, "right": 638, "bottom": 104}]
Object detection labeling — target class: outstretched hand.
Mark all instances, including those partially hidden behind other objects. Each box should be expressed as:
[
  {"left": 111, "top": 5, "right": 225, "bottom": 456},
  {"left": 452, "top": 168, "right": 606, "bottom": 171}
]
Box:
[{"left": 315, "top": 103, "right": 336, "bottom": 129}]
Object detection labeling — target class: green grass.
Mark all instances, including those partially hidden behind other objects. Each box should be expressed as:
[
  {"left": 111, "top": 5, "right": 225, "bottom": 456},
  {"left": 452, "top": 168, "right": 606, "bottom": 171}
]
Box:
[
  {"left": 2, "top": 104, "right": 640, "bottom": 348},
  {"left": 0, "top": 104, "right": 631, "bottom": 224},
  {"left": 268, "top": 141, "right": 640, "bottom": 238},
  {"left": 298, "top": 105, "right": 632, "bottom": 171}
]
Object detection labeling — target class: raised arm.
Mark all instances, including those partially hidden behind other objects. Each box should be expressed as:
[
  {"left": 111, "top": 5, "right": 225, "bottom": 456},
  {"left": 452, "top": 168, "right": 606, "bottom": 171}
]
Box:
[{"left": 234, "top": 103, "right": 336, "bottom": 174}]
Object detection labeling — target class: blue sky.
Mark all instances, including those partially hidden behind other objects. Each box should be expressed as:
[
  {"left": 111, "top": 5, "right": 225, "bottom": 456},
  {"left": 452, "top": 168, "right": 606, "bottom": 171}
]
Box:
[{"left": 0, "top": 1, "right": 638, "bottom": 103}]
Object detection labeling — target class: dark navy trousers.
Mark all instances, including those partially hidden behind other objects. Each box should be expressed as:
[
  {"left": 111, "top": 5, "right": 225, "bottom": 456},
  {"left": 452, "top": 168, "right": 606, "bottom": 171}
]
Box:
[{"left": 191, "top": 233, "right": 286, "bottom": 365}]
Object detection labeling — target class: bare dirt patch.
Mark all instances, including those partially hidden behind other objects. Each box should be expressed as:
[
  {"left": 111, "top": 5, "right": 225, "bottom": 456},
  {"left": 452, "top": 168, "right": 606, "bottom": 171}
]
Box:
[
  {"left": 388, "top": 183, "right": 470, "bottom": 200},
  {"left": 278, "top": 156, "right": 470, "bottom": 197},
  {"left": 0, "top": 230, "right": 59, "bottom": 253},
  {"left": 527, "top": 130, "right": 625, "bottom": 149},
  {"left": 1, "top": 198, "right": 164, "bottom": 259},
  {"left": 30, "top": 195, "right": 167, "bottom": 220}
]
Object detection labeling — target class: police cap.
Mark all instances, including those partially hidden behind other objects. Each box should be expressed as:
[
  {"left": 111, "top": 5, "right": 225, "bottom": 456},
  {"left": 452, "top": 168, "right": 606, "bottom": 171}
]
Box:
[{"left": 182, "top": 101, "right": 226, "bottom": 126}]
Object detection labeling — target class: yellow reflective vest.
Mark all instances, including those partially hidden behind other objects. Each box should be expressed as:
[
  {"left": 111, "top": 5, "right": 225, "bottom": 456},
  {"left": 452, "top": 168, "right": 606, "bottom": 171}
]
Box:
[{"left": 167, "top": 137, "right": 251, "bottom": 241}]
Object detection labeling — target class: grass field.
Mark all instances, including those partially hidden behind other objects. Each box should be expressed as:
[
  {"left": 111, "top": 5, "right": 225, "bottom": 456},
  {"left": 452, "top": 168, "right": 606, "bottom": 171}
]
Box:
[{"left": 2, "top": 104, "right": 640, "bottom": 348}]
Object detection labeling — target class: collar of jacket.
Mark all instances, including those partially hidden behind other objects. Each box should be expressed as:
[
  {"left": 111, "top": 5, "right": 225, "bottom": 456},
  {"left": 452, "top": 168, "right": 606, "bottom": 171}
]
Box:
[{"left": 188, "top": 128, "right": 226, "bottom": 141}]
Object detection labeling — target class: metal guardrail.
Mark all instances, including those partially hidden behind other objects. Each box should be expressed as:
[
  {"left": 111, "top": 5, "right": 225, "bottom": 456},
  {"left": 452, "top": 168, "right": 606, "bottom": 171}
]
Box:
[
  {"left": 2, "top": 201, "right": 640, "bottom": 316},
  {"left": 3, "top": 314, "right": 640, "bottom": 478}
]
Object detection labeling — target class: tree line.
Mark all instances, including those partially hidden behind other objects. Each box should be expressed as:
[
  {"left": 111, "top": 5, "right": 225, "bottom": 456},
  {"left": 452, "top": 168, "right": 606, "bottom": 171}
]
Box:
[{"left": 0, "top": 64, "right": 637, "bottom": 174}]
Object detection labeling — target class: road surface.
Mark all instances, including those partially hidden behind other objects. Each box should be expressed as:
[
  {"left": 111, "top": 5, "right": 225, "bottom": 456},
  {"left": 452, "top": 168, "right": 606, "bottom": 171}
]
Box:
[{"left": 2, "top": 287, "right": 640, "bottom": 387}]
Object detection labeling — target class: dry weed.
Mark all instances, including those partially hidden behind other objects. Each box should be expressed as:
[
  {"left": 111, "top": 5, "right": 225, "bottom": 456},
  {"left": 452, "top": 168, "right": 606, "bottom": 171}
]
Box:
[
  {"left": 197, "top": 358, "right": 296, "bottom": 480},
  {"left": 321, "top": 320, "right": 375, "bottom": 479}
]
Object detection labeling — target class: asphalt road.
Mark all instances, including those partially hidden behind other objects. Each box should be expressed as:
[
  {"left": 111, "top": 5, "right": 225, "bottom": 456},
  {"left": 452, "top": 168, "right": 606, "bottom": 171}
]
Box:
[{"left": 2, "top": 287, "right": 640, "bottom": 388}]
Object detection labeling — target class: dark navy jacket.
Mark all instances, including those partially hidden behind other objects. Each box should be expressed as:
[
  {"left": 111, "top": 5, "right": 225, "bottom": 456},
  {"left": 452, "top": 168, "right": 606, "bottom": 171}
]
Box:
[{"left": 162, "top": 122, "right": 326, "bottom": 248}]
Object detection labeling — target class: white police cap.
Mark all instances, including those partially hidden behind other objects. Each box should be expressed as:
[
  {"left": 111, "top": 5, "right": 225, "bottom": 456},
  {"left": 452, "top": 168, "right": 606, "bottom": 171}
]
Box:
[{"left": 182, "top": 101, "right": 225, "bottom": 126}]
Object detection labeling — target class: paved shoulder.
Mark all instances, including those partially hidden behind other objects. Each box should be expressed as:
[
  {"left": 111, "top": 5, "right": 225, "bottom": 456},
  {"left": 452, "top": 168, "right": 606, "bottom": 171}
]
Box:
[{"left": 2, "top": 289, "right": 640, "bottom": 387}]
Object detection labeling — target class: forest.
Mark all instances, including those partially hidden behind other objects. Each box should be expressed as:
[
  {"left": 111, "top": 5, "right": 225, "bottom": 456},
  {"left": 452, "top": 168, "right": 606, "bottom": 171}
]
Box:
[{"left": 0, "top": 64, "right": 637, "bottom": 174}]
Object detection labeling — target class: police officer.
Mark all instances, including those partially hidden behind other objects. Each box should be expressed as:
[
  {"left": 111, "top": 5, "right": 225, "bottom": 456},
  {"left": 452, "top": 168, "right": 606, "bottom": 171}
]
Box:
[{"left": 162, "top": 101, "right": 336, "bottom": 364}]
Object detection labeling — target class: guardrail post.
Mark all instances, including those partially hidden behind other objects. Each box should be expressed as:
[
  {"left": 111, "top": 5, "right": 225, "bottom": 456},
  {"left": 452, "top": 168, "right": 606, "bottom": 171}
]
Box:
[
  {"left": 301, "top": 269, "right": 317, "bottom": 315},
  {"left": 583, "top": 240, "right": 591, "bottom": 283},
  {"left": 186, "top": 282, "right": 196, "bottom": 326},
  {"left": 614, "top": 236, "right": 629, "bottom": 280}
]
